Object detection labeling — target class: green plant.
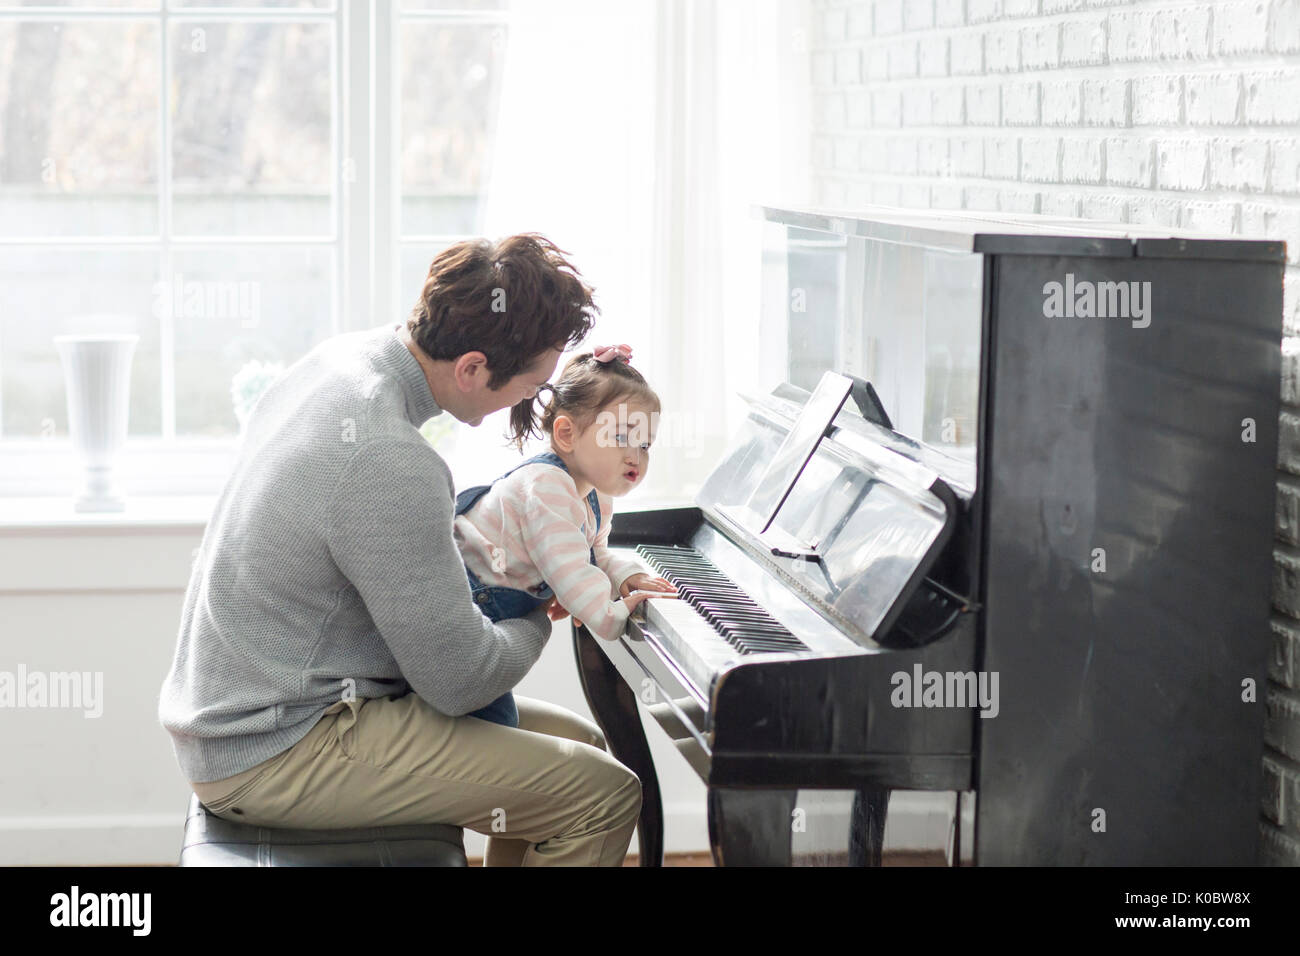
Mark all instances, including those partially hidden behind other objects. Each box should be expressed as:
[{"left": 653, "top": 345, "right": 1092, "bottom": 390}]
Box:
[
  {"left": 230, "top": 359, "right": 285, "bottom": 428},
  {"left": 420, "top": 414, "right": 457, "bottom": 449}
]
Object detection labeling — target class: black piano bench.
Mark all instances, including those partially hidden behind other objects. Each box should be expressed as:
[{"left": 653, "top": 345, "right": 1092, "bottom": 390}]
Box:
[{"left": 178, "top": 793, "right": 469, "bottom": 867}]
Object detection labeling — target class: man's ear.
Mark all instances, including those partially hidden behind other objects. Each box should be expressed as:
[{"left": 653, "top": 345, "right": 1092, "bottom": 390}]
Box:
[
  {"left": 452, "top": 351, "right": 489, "bottom": 393},
  {"left": 551, "top": 413, "right": 576, "bottom": 453}
]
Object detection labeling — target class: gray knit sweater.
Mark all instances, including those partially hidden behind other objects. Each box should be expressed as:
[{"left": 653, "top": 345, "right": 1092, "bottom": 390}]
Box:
[{"left": 157, "top": 323, "right": 552, "bottom": 783}]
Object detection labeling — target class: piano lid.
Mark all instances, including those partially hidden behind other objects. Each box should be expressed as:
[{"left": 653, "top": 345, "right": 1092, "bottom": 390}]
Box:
[
  {"left": 698, "top": 371, "right": 960, "bottom": 649},
  {"left": 756, "top": 203, "right": 1288, "bottom": 261}
]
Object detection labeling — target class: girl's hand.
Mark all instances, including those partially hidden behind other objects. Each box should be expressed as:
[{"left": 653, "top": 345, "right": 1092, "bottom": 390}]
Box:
[
  {"left": 621, "top": 588, "right": 679, "bottom": 615},
  {"left": 619, "top": 573, "right": 677, "bottom": 599}
]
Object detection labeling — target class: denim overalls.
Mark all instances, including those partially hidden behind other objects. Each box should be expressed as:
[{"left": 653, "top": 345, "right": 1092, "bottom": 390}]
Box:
[{"left": 456, "top": 450, "right": 601, "bottom": 728}]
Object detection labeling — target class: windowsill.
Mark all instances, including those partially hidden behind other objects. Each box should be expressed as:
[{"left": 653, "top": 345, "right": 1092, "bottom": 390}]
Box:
[
  {"left": 0, "top": 439, "right": 238, "bottom": 500},
  {"left": 0, "top": 496, "right": 216, "bottom": 533}
]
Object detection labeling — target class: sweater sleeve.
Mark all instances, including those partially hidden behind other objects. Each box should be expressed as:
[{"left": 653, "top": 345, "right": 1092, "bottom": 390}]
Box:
[
  {"left": 591, "top": 492, "right": 646, "bottom": 593},
  {"left": 325, "top": 438, "right": 551, "bottom": 716},
  {"left": 519, "top": 470, "right": 631, "bottom": 641}
]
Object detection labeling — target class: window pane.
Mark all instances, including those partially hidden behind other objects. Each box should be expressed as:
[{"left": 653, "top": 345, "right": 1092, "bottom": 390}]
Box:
[
  {"left": 170, "top": 246, "right": 332, "bottom": 435},
  {"left": 170, "top": 20, "right": 332, "bottom": 236},
  {"left": 0, "top": 249, "right": 161, "bottom": 438},
  {"left": 169, "top": 1, "right": 331, "bottom": 9},
  {"left": 400, "top": 22, "right": 505, "bottom": 236},
  {"left": 402, "top": 1, "right": 506, "bottom": 10},
  {"left": 0, "top": 2, "right": 158, "bottom": 8},
  {"left": 0, "top": 20, "right": 160, "bottom": 236},
  {"left": 399, "top": 241, "right": 453, "bottom": 319}
]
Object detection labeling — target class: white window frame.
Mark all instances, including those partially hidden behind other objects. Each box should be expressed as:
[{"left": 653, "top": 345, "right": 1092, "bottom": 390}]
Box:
[{"left": 0, "top": 0, "right": 508, "bottom": 498}]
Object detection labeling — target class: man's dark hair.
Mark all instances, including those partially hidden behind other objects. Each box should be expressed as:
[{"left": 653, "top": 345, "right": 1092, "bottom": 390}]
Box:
[{"left": 406, "top": 233, "right": 598, "bottom": 389}]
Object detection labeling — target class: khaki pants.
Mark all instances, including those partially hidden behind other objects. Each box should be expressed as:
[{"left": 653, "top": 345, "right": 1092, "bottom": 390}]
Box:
[{"left": 189, "top": 692, "right": 641, "bottom": 867}]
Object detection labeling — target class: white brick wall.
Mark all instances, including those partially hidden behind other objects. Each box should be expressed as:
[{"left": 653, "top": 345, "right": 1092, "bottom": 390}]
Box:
[{"left": 810, "top": 0, "right": 1300, "bottom": 865}]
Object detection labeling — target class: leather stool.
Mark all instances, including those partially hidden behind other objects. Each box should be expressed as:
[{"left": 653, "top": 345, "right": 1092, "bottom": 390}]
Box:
[{"left": 179, "top": 793, "right": 469, "bottom": 866}]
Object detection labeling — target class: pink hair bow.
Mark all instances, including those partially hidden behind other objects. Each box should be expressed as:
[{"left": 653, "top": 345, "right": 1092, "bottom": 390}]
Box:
[{"left": 593, "top": 344, "right": 633, "bottom": 364}]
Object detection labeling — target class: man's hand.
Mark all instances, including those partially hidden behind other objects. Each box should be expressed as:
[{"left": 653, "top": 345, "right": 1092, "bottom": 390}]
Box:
[
  {"left": 619, "top": 572, "right": 677, "bottom": 599},
  {"left": 543, "top": 595, "right": 571, "bottom": 622}
]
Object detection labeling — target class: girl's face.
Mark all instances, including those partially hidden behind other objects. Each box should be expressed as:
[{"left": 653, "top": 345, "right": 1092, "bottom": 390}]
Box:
[{"left": 560, "top": 398, "right": 658, "bottom": 497}]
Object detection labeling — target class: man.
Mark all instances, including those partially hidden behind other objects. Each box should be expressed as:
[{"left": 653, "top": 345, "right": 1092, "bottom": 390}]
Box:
[{"left": 158, "top": 234, "right": 642, "bottom": 866}]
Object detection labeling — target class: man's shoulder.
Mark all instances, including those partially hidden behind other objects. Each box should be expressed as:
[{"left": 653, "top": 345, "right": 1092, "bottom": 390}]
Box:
[
  {"left": 324, "top": 436, "right": 453, "bottom": 535},
  {"left": 288, "top": 326, "right": 391, "bottom": 379},
  {"left": 255, "top": 327, "right": 419, "bottom": 442},
  {"left": 337, "top": 434, "right": 451, "bottom": 488},
  {"left": 313, "top": 324, "right": 394, "bottom": 358},
  {"left": 300, "top": 327, "right": 401, "bottom": 402}
]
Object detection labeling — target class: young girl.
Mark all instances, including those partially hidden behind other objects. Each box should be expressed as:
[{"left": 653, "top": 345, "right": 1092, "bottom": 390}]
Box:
[{"left": 452, "top": 343, "right": 678, "bottom": 727}]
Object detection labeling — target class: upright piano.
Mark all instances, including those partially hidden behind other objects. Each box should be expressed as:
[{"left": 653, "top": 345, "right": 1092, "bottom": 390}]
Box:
[{"left": 572, "top": 205, "right": 1286, "bottom": 866}]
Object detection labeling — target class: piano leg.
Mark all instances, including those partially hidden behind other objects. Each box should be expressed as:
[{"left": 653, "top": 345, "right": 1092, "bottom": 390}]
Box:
[
  {"left": 706, "top": 788, "right": 798, "bottom": 866},
  {"left": 572, "top": 622, "right": 664, "bottom": 867},
  {"left": 848, "top": 786, "right": 889, "bottom": 866}
]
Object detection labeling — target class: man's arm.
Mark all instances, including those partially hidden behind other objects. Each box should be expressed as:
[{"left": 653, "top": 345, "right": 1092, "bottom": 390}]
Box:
[{"left": 325, "top": 437, "right": 551, "bottom": 716}]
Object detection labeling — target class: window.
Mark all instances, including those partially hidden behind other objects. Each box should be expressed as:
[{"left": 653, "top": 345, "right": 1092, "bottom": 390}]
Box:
[
  {"left": 0, "top": 0, "right": 815, "bottom": 502},
  {"left": 0, "top": 0, "right": 511, "bottom": 494}
]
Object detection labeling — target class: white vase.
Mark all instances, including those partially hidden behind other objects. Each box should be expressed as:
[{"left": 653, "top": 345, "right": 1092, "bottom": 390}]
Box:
[{"left": 54, "top": 334, "right": 139, "bottom": 512}]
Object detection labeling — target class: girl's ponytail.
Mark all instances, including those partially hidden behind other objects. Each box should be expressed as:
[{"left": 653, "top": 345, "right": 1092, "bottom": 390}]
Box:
[{"left": 507, "top": 384, "right": 556, "bottom": 451}]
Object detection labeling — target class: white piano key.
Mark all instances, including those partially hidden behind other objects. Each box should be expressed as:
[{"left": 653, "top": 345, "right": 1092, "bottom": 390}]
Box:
[{"left": 643, "top": 596, "right": 740, "bottom": 668}]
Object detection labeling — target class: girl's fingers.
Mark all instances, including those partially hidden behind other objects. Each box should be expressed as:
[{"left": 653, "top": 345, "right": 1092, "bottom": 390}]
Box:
[{"left": 624, "top": 577, "right": 677, "bottom": 596}]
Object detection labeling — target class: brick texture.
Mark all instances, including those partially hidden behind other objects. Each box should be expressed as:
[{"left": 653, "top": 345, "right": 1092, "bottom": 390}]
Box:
[{"left": 810, "top": 0, "right": 1300, "bottom": 866}]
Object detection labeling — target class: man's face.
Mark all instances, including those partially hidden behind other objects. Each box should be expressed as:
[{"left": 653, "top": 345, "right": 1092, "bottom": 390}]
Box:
[{"left": 461, "top": 346, "right": 563, "bottom": 426}]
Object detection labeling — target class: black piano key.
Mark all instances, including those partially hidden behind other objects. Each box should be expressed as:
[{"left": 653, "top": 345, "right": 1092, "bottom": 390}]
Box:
[
  {"left": 733, "top": 629, "right": 803, "bottom": 640},
  {"left": 693, "top": 598, "right": 770, "bottom": 613},
  {"left": 722, "top": 618, "right": 796, "bottom": 636},
  {"left": 735, "top": 641, "right": 806, "bottom": 654},
  {"left": 710, "top": 614, "right": 780, "bottom": 629},
  {"left": 698, "top": 601, "right": 768, "bottom": 615},
  {"left": 716, "top": 625, "right": 791, "bottom": 640}
]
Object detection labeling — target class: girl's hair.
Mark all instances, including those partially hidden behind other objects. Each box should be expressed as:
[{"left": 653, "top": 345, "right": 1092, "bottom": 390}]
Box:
[{"left": 507, "top": 351, "right": 660, "bottom": 451}]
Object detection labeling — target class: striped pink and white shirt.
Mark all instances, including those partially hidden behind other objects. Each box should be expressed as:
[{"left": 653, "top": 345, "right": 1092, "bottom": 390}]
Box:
[{"left": 452, "top": 462, "right": 646, "bottom": 641}]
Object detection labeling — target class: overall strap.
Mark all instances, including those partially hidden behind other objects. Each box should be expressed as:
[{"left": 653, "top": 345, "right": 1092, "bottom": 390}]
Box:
[
  {"left": 525, "top": 450, "right": 568, "bottom": 472},
  {"left": 454, "top": 484, "right": 492, "bottom": 517},
  {"left": 457, "top": 451, "right": 566, "bottom": 517},
  {"left": 474, "top": 450, "right": 602, "bottom": 559}
]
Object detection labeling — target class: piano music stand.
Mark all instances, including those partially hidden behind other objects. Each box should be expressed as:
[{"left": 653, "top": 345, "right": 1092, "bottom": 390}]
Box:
[{"left": 719, "top": 370, "right": 886, "bottom": 562}]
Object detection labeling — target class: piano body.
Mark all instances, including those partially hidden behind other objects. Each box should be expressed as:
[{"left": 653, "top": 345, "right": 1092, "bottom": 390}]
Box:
[{"left": 573, "top": 205, "right": 1285, "bottom": 866}]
